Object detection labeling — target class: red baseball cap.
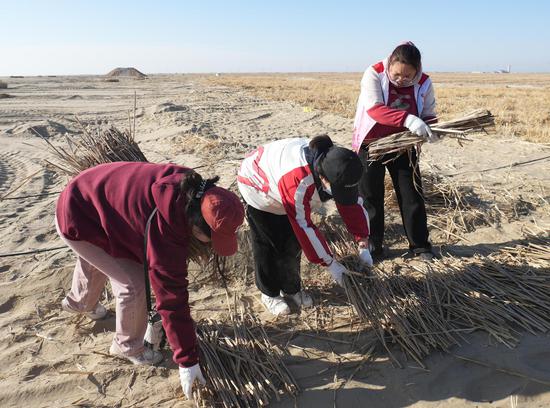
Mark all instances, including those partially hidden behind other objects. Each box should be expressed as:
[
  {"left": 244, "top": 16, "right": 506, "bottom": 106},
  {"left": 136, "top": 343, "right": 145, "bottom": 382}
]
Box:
[{"left": 200, "top": 186, "right": 245, "bottom": 256}]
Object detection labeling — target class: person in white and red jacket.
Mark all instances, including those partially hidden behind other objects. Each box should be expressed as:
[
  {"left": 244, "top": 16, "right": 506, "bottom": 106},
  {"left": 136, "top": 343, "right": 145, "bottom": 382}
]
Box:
[
  {"left": 238, "top": 135, "right": 372, "bottom": 316},
  {"left": 352, "top": 42, "right": 437, "bottom": 261}
]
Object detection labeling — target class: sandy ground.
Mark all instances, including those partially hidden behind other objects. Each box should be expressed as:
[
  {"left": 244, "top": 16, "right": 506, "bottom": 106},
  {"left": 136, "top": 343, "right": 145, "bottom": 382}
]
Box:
[{"left": 0, "top": 74, "right": 549, "bottom": 408}]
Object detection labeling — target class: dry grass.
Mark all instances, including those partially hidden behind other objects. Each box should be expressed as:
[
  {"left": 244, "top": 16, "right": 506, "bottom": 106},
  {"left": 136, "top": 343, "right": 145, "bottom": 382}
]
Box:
[{"left": 204, "top": 73, "right": 550, "bottom": 143}]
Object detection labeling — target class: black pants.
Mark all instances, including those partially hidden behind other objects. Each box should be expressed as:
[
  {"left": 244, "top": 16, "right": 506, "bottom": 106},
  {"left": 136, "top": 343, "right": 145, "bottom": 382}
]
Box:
[
  {"left": 358, "top": 149, "right": 431, "bottom": 253},
  {"left": 246, "top": 205, "right": 302, "bottom": 297}
]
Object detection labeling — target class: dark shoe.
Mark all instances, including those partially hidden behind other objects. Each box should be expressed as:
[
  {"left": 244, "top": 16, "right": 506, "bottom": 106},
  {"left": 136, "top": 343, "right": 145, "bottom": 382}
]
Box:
[
  {"left": 369, "top": 244, "right": 385, "bottom": 263},
  {"left": 402, "top": 249, "right": 436, "bottom": 262},
  {"left": 418, "top": 252, "right": 435, "bottom": 262}
]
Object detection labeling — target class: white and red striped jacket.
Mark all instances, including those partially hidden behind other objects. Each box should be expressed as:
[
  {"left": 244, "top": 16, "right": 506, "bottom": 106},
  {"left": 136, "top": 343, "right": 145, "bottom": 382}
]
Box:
[
  {"left": 237, "top": 138, "right": 369, "bottom": 266},
  {"left": 352, "top": 58, "right": 436, "bottom": 151}
]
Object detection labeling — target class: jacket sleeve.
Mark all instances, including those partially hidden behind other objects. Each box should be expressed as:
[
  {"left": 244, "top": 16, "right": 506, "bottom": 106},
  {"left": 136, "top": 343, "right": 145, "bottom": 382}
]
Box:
[
  {"left": 147, "top": 215, "right": 198, "bottom": 368},
  {"left": 359, "top": 67, "right": 408, "bottom": 127},
  {"left": 278, "top": 170, "right": 334, "bottom": 266},
  {"left": 336, "top": 196, "right": 370, "bottom": 241},
  {"left": 367, "top": 103, "right": 409, "bottom": 127},
  {"left": 421, "top": 81, "right": 437, "bottom": 122}
]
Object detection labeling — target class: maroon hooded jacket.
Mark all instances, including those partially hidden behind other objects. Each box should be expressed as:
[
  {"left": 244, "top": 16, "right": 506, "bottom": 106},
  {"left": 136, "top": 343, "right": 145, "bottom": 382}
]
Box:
[{"left": 56, "top": 161, "right": 199, "bottom": 367}]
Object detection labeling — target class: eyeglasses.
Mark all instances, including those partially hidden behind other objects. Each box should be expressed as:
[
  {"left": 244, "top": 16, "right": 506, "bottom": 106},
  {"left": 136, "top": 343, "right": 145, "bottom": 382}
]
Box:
[{"left": 389, "top": 73, "right": 413, "bottom": 86}]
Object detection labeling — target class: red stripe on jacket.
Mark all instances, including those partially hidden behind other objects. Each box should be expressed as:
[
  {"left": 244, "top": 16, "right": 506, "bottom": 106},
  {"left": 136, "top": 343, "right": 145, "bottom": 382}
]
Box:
[{"left": 278, "top": 166, "right": 333, "bottom": 266}]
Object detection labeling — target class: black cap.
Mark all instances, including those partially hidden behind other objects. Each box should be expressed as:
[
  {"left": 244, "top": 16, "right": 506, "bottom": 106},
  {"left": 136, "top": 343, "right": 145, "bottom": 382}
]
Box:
[{"left": 321, "top": 147, "right": 364, "bottom": 205}]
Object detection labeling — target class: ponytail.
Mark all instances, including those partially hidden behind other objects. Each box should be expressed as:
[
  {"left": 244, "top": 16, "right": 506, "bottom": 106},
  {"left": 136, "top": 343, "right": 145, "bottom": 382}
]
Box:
[
  {"left": 309, "top": 134, "right": 333, "bottom": 178},
  {"left": 179, "top": 171, "right": 220, "bottom": 236}
]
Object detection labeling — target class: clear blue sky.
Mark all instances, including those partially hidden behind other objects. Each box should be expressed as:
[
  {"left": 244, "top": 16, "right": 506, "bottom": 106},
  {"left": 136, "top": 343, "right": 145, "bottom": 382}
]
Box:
[{"left": 1, "top": 0, "right": 549, "bottom": 75}]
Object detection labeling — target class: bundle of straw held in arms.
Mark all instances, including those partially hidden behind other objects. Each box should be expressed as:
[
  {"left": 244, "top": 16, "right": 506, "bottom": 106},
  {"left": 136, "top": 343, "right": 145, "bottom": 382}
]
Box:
[
  {"left": 194, "top": 307, "right": 300, "bottom": 407},
  {"left": 323, "top": 220, "right": 550, "bottom": 368},
  {"left": 366, "top": 109, "right": 495, "bottom": 162}
]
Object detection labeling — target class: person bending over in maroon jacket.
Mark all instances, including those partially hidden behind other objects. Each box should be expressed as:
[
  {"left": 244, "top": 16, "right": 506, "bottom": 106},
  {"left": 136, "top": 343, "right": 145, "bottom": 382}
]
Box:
[{"left": 55, "top": 161, "right": 244, "bottom": 400}]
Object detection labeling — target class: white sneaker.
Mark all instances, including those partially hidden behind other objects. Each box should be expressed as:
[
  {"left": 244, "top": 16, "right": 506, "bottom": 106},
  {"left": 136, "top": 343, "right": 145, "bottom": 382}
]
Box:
[
  {"left": 109, "top": 342, "right": 164, "bottom": 365},
  {"left": 261, "top": 294, "right": 291, "bottom": 316},
  {"left": 283, "top": 291, "right": 313, "bottom": 308},
  {"left": 61, "top": 297, "right": 108, "bottom": 320}
]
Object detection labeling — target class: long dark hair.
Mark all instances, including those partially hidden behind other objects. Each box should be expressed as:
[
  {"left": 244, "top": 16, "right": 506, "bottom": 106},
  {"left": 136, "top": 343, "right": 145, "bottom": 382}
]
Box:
[
  {"left": 309, "top": 134, "right": 333, "bottom": 178},
  {"left": 178, "top": 170, "right": 220, "bottom": 262},
  {"left": 309, "top": 134, "right": 334, "bottom": 202},
  {"left": 388, "top": 42, "right": 422, "bottom": 72}
]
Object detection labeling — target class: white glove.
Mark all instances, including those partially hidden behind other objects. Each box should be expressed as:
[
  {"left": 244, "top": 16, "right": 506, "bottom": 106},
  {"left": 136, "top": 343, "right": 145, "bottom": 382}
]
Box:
[
  {"left": 404, "top": 114, "right": 433, "bottom": 139},
  {"left": 358, "top": 248, "right": 373, "bottom": 267},
  {"left": 143, "top": 312, "right": 165, "bottom": 351},
  {"left": 179, "top": 364, "right": 206, "bottom": 400},
  {"left": 328, "top": 260, "right": 347, "bottom": 286}
]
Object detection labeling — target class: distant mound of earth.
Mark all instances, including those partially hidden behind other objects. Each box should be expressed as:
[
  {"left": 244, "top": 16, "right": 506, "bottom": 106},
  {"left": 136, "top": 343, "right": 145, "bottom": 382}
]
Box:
[{"left": 106, "top": 67, "right": 147, "bottom": 79}]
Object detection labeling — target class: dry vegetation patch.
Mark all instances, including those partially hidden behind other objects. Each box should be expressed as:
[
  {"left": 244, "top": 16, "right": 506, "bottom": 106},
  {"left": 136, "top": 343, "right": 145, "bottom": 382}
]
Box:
[{"left": 204, "top": 73, "right": 550, "bottom": 143}]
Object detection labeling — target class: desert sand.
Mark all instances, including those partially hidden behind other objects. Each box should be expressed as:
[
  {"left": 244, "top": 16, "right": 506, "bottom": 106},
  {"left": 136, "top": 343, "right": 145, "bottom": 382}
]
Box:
[{"left": 0, "top": 74, "right": 549, "bottom": 407}]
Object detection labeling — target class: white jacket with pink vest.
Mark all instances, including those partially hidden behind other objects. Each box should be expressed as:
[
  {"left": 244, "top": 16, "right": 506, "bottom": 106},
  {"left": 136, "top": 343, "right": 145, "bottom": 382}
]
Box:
[
  {"left": 237, "top": 138, "right": 370, "bottom": 266},
  {"left": 351, "top": 58, "right": 436, "bottom": 152}
]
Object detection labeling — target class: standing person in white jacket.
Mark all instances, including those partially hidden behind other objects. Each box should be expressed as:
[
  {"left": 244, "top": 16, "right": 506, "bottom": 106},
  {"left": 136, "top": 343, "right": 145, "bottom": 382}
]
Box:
[
  {"left": 352, "top": 42, "right": 437, "bottom": 262},
  {"left": 237, "top": 135, "right": 372, "bottom": 316}
]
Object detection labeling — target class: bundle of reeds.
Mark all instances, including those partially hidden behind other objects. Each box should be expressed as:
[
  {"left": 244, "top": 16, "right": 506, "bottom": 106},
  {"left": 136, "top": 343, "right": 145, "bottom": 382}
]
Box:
[
  {"left": 497, "top": 227, "right": 550, "bottom": 266},
  {"left": 39, "top": 118, "right": 147, "bottom": 176},
  {"left": 367, "top": 109, "right": 495, "bottom": 162},
  {"left": 326, "top": 220, "right": 550, "bottom": 367},
  {"left": 194, "top": 311, "right": 299, "bottom": 407}
]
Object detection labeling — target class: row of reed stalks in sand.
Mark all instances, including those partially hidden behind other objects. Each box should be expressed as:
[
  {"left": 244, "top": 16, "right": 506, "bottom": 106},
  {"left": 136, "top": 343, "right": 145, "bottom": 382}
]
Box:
[
  {"left": 382, "top": 165, "right": 540, "bottom": 242},
  {"left": 325, "top": 221, "right": 550, "bottom": 368}
]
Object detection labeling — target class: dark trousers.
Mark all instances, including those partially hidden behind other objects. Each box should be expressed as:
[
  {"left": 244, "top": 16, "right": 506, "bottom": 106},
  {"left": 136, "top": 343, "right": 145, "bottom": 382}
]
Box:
[
  {"left": 358, "top": 149, "right": 431, "bottom": 253},
  {"left": 246, "top": 205, "right": 302, "bottom": 297}
]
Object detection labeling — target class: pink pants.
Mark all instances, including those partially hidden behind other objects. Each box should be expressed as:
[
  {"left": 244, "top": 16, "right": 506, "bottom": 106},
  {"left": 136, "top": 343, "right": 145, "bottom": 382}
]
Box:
[{"left": 56, "top": 219, "right": 147, "bottom": 356}]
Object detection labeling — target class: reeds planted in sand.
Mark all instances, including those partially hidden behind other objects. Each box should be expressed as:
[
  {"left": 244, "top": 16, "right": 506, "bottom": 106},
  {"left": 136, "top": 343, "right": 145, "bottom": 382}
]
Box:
[
  {"left": 423, "top": 175, "right": 488, "bottom": 237},
  {"left": 0, "top": 81, "right": 7, "bottom": 89},
  {"left": 39, "top": 117, "right": 218, "bottom": 265},
  {"left": 194, "top": 311, "right": 299, "bottom": 407},
  {"left": 367, "top": 109, "right": 495, "bottom": 162},
  {"left": 38, "top": 118, "right": 147, "bottom": 176},
  {"left": 383, "top": 169, "right": 539, "bottom": 240}
]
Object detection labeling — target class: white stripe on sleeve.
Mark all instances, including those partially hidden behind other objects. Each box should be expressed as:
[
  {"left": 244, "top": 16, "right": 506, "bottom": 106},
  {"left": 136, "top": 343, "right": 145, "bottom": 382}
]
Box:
[{"left": 294, "top": 175, "right": 332, "bottom": 265}]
